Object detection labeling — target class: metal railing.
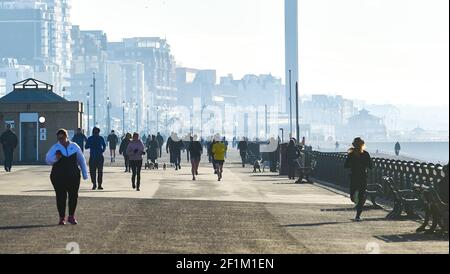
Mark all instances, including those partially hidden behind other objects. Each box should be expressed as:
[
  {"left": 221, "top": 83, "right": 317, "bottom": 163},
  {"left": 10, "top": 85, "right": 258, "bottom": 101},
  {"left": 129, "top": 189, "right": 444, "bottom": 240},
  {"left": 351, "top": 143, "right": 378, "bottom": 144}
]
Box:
[{"left": 311, "top": 151, "right": 448, "bottom": 199}]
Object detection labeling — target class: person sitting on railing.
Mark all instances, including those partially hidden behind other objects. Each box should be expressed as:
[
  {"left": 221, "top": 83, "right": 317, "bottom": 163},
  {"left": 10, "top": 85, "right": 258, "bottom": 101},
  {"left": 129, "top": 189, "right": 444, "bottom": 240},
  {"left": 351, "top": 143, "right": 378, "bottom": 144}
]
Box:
[{"left": 344, "top": 137, "right": 373, "bottom": 222}]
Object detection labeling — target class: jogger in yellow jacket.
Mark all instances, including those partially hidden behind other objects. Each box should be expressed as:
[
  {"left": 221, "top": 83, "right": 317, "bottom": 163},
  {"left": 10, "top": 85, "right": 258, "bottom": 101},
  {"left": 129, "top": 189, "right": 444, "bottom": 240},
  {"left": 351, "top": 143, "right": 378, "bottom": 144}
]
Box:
[{"left": 212, "top": 141, "right": 227, "bottom": 181}]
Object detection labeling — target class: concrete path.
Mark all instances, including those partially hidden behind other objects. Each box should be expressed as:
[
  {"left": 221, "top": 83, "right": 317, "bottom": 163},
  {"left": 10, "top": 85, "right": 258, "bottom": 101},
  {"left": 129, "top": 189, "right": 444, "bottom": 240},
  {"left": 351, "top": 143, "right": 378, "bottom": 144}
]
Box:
[{"left": 0, "top": 150, "right": 448, "bottom": 254}]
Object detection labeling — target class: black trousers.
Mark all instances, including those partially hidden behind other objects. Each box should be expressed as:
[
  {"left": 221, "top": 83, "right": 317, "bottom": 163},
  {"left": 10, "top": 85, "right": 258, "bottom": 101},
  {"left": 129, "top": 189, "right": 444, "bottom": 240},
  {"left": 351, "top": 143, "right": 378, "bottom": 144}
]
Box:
[
  {"left": 52, "top": 177, "right": 81, "bottom": 218},
  {"left": 130, "top": 160, "right": 143, "bottom": 188},
  {"left": 124, "top": 155, "right": 130, "bottom": 171},
  {"left": 173, "top": 151, "right": 181, "bottom": 166},
  {"left": 240, "top": 153, "right": 247, "bottom": 166},
  {"left": 3, "top": 147, "right": 13, "bottom": 171},
  {"left": 288, "top": 161, "right": 297, "bottom": 179},
  {"left": 89, "top": 156, "right": 104, "bottom": 186},
  {"left": 350, "top": 175, "right": 368, "bottom": 217}
]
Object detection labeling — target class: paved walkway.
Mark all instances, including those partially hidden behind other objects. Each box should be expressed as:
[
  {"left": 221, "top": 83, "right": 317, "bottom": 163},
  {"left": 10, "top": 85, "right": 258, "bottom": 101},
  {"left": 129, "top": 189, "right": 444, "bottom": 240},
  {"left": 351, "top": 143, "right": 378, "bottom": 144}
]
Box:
[{"left": 0, "top": 150, "right": 448, "bottom": 254}]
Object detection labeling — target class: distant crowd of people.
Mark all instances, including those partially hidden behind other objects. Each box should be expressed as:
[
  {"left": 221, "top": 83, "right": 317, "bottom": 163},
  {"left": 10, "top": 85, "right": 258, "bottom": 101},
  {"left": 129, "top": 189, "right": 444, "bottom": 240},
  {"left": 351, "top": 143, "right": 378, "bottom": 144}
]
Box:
[{"left": 1, "top": 123, "right": 447, "bottom": 227}]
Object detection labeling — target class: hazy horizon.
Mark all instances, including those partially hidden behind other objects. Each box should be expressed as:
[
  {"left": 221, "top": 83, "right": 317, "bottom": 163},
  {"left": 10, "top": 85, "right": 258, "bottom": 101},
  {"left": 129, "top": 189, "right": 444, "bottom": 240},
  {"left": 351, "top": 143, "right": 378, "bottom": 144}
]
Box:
[{"left": 72, "top": 0, "right": 449, "bottom": 107}]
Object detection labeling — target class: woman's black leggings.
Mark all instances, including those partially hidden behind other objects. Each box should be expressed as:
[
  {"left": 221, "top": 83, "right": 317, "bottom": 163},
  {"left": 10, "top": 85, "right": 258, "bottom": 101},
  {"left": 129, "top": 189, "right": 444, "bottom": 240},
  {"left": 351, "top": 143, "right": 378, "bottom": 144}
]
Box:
[
  {"left": 52, "top": 179, "right": 80, "bottom": 218},
  {"left": 350, "top": 176, "right": 368, "bottom": 218},
  {"left": 130, "top": 160, "right": 143, "bottom": 188}
]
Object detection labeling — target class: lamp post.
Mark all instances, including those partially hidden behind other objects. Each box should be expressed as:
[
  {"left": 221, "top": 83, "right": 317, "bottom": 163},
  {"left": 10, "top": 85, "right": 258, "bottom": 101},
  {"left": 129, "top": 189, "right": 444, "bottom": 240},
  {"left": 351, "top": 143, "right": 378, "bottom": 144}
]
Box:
[
  {"left": 107, "top": 97, "right": 111, "bottom": 134},
  {"left": 135, "top": 103, "right": 139, "bottom": 133},
  {"left": 91, "top": 72, "right": 97, "bottom": 127},
  {"left": 200, "top": 104, "right": 207, "bottom": 139},
  {"left": 146, "top": 105, "right": 150, "bottom": 134},
  {"left": 122, "top": 100, "right": 126, "bottom": 134},
  {"left": 289, "top": 69, "right": 293, "bottom": 136},
  {"left": 279, "top": 128, "right": 284, "bottom": 143},
  {"left": 87, "top": 92, "right": 90, "bottom": 136},
  {"left": 156, "top": 106, "right": 160, "bottom": 134},
  {"left": 295, "top": 82, "right": 300, "bottom": 143},
  {"left": 265, "top": 104, "right": 269, "bottom": 140}
]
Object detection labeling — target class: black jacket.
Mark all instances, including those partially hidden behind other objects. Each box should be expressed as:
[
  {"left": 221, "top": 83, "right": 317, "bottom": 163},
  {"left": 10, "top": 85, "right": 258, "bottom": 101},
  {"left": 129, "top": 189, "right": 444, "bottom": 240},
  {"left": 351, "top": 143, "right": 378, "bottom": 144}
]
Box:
[
  {"left": 0, "top": 130, "right": 18, "bottom": 149},
  {"left": 344, "top": 150, "right": 373, "bottom": 177},
  {"left": 237, "top": 141, "right": 248, "bottom": 154},
  {"left": 287, "top": 144, "right": 301, "bottom": 162}
]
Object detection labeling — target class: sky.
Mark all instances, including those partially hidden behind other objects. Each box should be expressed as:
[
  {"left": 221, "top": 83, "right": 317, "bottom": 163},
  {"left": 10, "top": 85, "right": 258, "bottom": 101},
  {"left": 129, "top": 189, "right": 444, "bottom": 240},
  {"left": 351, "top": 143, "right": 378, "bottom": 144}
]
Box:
[{"left": 72, "top": 0, "right": 449, "bottom": 106}]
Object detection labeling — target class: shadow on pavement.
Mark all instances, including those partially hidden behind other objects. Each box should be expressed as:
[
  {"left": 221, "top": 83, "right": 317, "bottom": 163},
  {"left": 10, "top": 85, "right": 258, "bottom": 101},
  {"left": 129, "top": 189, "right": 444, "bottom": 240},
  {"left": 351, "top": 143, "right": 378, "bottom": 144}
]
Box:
[
  {"left": 281, "top": 221, "right": 348, "bottom": 228},
  {"left": 375, "top": 233, "right": 449, "bottom": 243},
  {"left": 0, "top": 224, "right": 58, "bottom": 231}
]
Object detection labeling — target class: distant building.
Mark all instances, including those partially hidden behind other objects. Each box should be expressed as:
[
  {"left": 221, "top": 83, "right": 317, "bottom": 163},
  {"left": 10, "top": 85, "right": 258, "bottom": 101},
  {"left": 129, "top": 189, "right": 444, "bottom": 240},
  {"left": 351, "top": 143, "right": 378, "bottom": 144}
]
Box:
[
  {"left": 0, "top": 58, "right": 34, "bottom": 97},
  {"left": 338, "top": 109, "right": 388, "bottom": 141},
  {"left": 216, "top": 74, "right": 284, "bottom": 109},
  {"left": 0, "top": 0, "right": 72, "bottom": 95},
  {"left": 176, "top": 67, "right": 216, "bottom": 106},
  {"left": 70, "top": 26, "right": 108, "bottom": 132},
  {"left": 0, "top": 78, "right": 83, "bottom": 163},
  {"left": 298, "top": 95, "right": 358, "bottom": 142},
  {"left": 108, "top": 37, "right": 177, "bottom": 104},
  {"left": 108, "top": 37, "right": 177, "bottom": 132}
]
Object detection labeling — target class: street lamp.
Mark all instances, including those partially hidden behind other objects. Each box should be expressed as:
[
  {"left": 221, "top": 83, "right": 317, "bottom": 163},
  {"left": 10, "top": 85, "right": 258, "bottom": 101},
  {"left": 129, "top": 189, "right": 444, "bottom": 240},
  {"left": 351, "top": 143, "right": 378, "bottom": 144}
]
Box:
[
  {"left": 135, "top": 103, "right": 139, "bottom": 133},
  {"left": 200, "top": 104, "right": 207, "bottom": 139},
  {"left": 87, "top": 92, "right": 90, "bottom": 136},
  {"left": 90, "top": 72, "right": 97, "bottom": 127},
  {"left": 122, "top": 100, "right": 126, "bottom": 134},
  {"left": 106, "top": 97, "right": 111, "bottom": 133},
  {"left": 146, "top": 105, "right": 150, "bottom": 134}
]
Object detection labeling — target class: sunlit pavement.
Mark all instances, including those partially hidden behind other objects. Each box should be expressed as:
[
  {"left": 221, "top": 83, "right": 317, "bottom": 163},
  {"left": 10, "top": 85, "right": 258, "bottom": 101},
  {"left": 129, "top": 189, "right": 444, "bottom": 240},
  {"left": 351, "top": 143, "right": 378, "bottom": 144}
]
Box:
[{"left": 0, "top": 150, "right": 448, "bottom": 254}]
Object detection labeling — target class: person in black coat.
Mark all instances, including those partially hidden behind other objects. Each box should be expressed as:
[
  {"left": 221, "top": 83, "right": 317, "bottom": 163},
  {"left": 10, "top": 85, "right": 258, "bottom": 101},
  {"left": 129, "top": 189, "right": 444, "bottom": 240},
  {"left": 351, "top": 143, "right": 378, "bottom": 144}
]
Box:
[
  {"left": 119, "top": 133, "right": 132, "bottom": 173},
  {"left": 237, "top": 138, "right": 248, "bottom": 168},
  {"left": 156, "top": 133, "right": 164, "bottom": 158},
  {"left": 0, "top": 124, "right": 18, "bottom": 172},
  {"left": 146, "top": 135, "right": 159, "bottom": 164},
  {"left": 345, "top": 137, "right": 373, "bottom": 222},
  {"left": 286, "top": 139, "right": 301, "bottom": 180},
  {"left": 188, "top": 135, "right": 203, "bottom": 181}
]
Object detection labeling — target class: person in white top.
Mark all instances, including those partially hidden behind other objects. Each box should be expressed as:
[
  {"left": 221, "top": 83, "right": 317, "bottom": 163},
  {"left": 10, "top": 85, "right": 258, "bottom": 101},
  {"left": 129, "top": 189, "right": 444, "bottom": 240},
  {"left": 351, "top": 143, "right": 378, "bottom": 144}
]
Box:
[{"left": 46, "top": 129, "right": 88, "bottom": 226}]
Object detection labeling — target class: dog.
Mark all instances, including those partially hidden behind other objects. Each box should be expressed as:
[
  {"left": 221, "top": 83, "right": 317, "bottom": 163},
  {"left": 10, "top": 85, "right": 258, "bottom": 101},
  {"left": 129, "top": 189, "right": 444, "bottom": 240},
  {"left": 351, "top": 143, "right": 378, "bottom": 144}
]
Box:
[
  {"left": 144, "top": 160, "right": 159, "bottom": 170},
  {"left": 253, "top": 160, "right": 262, "bottom": 173},
  {"left": 261, "top": 161, "right": 271, "bottom": 172},
  {"left": 163, "top": 163, "right": 167, "bottom": 171}
]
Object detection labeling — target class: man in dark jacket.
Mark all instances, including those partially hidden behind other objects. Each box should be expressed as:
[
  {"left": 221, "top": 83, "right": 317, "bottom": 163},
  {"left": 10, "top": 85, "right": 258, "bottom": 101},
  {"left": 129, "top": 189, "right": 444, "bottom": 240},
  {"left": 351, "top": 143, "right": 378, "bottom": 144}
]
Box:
[
  {"left": 119, "top": 133, "right": 132, "bottom": 173},
  {"left": 237, "top": 138, "right": 248, "bottom": 168},
  {"left": 395, "top": 142, "right": 401, "bottom": 156},
  {"left": 0, "top": 124, "right": 18, "bottom": 172},
  {"left": 287, "top": 139, "right": 301, "bottom": 180},
  {"left": 107, "top": 130, "right": 119, "bottom": 163},
  {"left": 85, "top": 127, "right": 107, "bottom": 190},
  {"left": 156, "top": 133, "right": 164, "bottom": 158},
  {"left": 72, "top": 128, "right": 88, "bottom": 152},
  {"left": 146, "top": 135, "right": 160, "bottom": 164}
]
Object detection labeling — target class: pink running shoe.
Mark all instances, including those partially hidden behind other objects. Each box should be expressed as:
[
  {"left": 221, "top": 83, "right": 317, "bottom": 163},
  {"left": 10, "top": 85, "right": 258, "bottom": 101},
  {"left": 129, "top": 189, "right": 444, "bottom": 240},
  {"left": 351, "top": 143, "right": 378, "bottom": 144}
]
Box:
[{"left": 67, "top": 216, "right": 78, "bottom": 225}]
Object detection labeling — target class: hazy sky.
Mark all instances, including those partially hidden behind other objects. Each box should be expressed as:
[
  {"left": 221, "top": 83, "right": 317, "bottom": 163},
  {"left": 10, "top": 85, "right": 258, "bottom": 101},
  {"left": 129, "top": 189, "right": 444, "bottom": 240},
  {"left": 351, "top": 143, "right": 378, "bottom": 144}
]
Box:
[{"left": 72, "top": 0, "right": 449, "bottom": 106}]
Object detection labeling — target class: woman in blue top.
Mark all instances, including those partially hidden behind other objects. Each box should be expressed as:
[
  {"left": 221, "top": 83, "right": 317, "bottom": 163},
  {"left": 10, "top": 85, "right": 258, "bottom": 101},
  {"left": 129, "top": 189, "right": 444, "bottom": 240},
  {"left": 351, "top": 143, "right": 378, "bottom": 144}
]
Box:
[{"left": 46, "top": 129, "right": 89, "bottom": 226}]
